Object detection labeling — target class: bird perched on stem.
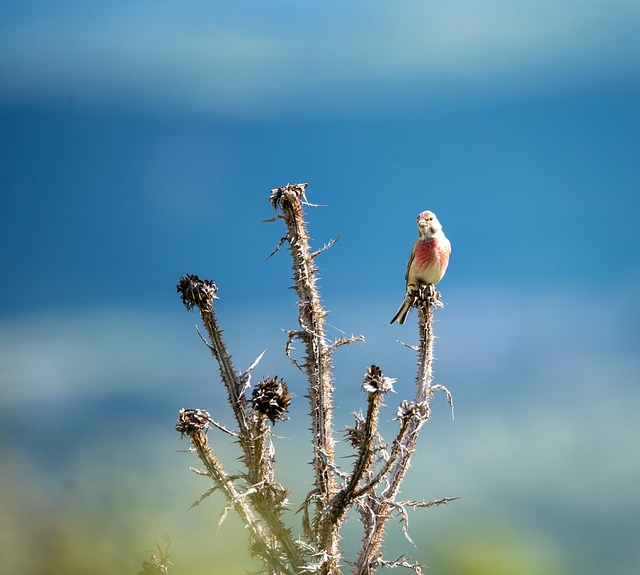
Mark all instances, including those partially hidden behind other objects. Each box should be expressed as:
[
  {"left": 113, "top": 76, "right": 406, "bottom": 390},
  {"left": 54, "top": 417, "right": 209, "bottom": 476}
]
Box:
[{"left": 390, "top": 210, "right": 451, "bottom": 325}]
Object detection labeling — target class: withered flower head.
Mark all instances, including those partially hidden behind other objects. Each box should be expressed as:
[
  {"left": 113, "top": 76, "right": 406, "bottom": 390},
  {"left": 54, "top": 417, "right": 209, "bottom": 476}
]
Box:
[
  {"left": 415, "top": 282, "right": 444, "bottom": 309},
  {"left": 269, "top": 183, "right": 308, "bottom": 210},
  {"left": 251, "top": 376, "right": 292, "bottom": 424},
  {"left": 139, "top": 547, "right": 170, "bottom": 575},
  {"left": 176, "top": 407, "right": 211, "bottom": 436},
  {"left": 176, "top": 274, "right": 217, "bottom": 312},
  {"left": 396, "top": 400, "right": 429, "bottom": 421},
  {"left": 362, "top": 365, "right": 396, "bottom": 395}
]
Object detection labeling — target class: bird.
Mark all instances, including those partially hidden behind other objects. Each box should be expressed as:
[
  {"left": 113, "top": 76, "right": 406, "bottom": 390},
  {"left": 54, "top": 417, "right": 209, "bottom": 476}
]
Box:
[{"left": 390, "top": 210, "right": 451, "bottom": 325}]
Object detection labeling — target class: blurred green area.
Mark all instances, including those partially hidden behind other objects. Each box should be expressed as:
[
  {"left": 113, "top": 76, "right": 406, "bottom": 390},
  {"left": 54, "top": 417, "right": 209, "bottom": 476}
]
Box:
[
  {"left": 1, "top": 295, "right": 639, "bottom": 575},
  {"left": 0, "top": 453, "right": 569, "bottom": 575},
  {"left": 1, "top": 278, "right": 639, "bottom": 575},
  {"left": 0, "top": 435, "right": 257, "bottom": 575},
  {"left": 1, "top": 1, "right": 639, "bottom": 573},
  {"left": 0, "top": 402, "right": 628, "bottom": 575},
  {"left": 428, "top": 526, "right": 569, "bottom": 575}
]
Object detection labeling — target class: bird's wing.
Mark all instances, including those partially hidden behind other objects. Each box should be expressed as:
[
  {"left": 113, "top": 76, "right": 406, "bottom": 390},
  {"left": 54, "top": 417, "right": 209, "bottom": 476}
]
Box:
[
  {"left": 404, "top": 243, "right": 416, "bottom": 285},
  {"left": 442, "top": 236, "right": 452, "bottom": 256}
]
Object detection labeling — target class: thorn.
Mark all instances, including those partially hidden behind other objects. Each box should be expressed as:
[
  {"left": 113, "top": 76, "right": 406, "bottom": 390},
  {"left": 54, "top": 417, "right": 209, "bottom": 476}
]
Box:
[
  {"left": 208, "top": 417, "right": 240, "bottom": 437},
  {"left": 330, "top": 334, "right": 366, "bottom": 349},
  {"left": 398, "top": 340, "right": 419, "bottom": 351},
  {"left": 185, "top": 485, "right": 218, "bottom": 512},
  {"left": 195, "top": 325, "right": 215, "bottom": 351},
  {"left": 311, "top": 234, "right": 341, "bottom": 258},
  {"left": 431, "top": 384, "right": 455, "bottom": 420},
  {"left": 247, "top": 349, "right": 267, "bottom": 372},
  {"left": 264, "top": 236, "right": 288, "bottom": 261},
  {"left": 239, "top": 349, "right": 267, "bottom": 389}
]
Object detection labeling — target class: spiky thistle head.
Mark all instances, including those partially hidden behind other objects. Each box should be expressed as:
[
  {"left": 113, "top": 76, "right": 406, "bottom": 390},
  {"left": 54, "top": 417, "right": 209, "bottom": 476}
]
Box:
[
  {"left": 252, "top": 376, "right": 293, "bottom": 424},
  {"left": 269, "top": 183, "right": 308, "bottom": 211},
  {"left": 362, "top": 365, "right": 396, "bottom": 395},
  {"left": 177, "top": 274, "right": 217, "bottom": 312},
  {"left": 176, "top": 408, "right": 211, "bottom": 437},
  {"left": 396, "top": 400, "right": 429, "bottom": 422},
  {"left": 139, "top": 543, "right": 171, "bottom": 575}
]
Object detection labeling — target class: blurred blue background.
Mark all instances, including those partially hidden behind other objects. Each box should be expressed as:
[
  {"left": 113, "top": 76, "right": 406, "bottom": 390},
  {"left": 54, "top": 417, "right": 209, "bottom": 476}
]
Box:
[{"left": 1, "top": 1, "right": 639, "bottom": 573}]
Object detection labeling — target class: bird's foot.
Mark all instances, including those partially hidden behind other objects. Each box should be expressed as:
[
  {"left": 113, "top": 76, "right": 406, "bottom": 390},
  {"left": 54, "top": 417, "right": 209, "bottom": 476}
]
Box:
[{"left": 416, "top": 283, "right": 444, "bottom": 308}]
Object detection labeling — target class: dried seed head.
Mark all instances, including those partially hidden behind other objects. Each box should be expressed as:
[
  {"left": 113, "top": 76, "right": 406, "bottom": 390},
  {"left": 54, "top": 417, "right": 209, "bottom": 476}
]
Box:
[
  {"left": 396, "top": 400, "right": 415, "bottom": 420},
  {"left": 415, "top": 282, "right": 444, "bottom": 309},
  {"left": 139, "top": 546, "right": 171, "bottom": 575},
  {"left": 269, "top": 183, "right": 308, "bottom": 210},
  {"left": 176, "top": 274, "right": 217, "bottom": 312},
  {"left": 176, "top": 408, "right": 211, "bottom": 436},
  {"left": 396, "top": 400, "right": 429, "bottom": 421},
  {"left": 251, "top": 376, "right": 292, "bottom": 424},
  {"left": 139, "top": 556, "right": 169, "bottom": 575},
  {"left": 362, "top": 365, "right": 396, "bottom": 395}
]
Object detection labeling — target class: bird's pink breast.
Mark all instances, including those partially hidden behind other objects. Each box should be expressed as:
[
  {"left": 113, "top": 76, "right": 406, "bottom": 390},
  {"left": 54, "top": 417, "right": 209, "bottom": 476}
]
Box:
[
  {"left": 410, "top": 238, "right": 449, "bottom": 284},
  {"left": 414, "top": 239, "right": 438, "bottom": 266}
]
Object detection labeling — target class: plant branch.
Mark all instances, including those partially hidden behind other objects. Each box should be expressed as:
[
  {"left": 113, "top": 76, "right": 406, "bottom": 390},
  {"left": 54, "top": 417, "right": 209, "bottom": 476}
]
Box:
[
  {"left": 176, "top": 409, "right": 292, "bottom": 574},
  {"left": 269, "top": 184, "right": 339, "bottom": 568},
  {"left": 321, "top": 366, "right": 394, "bottom": 544},
  {"left": 353, "top": 285, "right": 446, "bottom": 575},
  {"left": 177, "top": 275, "right": 249, "bottom": 437},
  {"left": 177, "top": 279, "right": 304, "bottom": 572},
  {"left": 172, "top": 189, "right": 457, "bottom": 575}
]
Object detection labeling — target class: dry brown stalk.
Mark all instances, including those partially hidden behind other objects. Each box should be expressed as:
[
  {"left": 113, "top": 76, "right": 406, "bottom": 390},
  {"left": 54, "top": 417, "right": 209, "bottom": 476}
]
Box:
[
  {"left": 353, "top": 286, "right": 446, "bottom": 575},
  {"left": 169, "top": 184, "right": 457, "bottom": 575}
]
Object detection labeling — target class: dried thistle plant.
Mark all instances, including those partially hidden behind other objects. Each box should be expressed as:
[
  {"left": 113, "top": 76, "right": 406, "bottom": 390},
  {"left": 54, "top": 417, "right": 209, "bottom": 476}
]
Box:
[{"left": 166, "top": 183, "right": 457, "bottom": 575}]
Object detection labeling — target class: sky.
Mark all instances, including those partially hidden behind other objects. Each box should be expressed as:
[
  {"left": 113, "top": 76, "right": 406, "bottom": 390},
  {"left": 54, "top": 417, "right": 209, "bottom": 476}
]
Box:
[{"left": 1, "top": 2, "right": 639, "bottom": 574}]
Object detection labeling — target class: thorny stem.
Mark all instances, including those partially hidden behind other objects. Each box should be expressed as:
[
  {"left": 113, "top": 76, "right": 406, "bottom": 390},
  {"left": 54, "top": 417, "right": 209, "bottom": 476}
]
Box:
[
  {"left": 247, "top": 413, "right": 306, "bottom": 573},
  {"left": 174, "top": 189, "right": 456, "bottom": 575},
  {"left": 414, "top": 285, "right": 439, "bottom": 405},
  {"left": 342, "top": 391, "right": 380, "bottom": 500},
  {"left": 199, "top": 307, "right": 250, "bottom": 437},
  {"left": 351, "top": 412, "right": 411, "bottom": 500},
  {"left": 177, "top": 279, "right": 304, "bottom": 573},
  {"left": 182, "top": 424, "right": 293, "bottom": 575},
  {"left": 269, "top": 184, "right": 339, "bottom": 570},
  {"left": 198, "top": 293, "right": 298, "bottom": 559},
  {"left": 322, "top": 368, "right": 387, "bottom": 543},
  {"left": 353, "top": 287, "right": 439, "bottom": 575}
]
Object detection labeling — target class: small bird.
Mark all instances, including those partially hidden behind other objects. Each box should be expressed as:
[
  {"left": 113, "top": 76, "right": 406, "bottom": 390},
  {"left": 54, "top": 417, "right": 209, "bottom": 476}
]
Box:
[{"left": 390, "top": 210, "right": 451, "bottom": 325}]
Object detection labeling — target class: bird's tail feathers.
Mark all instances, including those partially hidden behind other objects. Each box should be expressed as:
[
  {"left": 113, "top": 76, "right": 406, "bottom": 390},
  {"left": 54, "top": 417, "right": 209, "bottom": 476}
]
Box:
[{"left": 390, "top": 297, "right": 411, "bottom": 325}]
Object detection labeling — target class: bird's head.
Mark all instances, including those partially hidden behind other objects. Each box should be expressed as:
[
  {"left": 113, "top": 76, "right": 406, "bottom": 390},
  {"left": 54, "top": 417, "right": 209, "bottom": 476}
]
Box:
[{"left": 417, "top": 210, "right": 442, "bottom": 238}]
